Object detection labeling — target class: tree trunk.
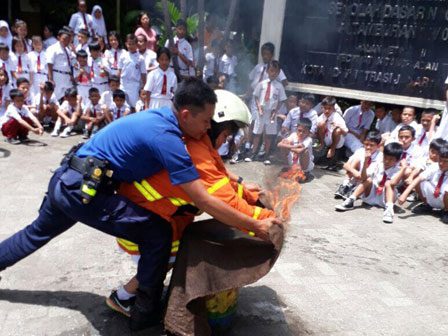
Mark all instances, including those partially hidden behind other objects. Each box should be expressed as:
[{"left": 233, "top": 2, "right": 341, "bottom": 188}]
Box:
[
  {"left": 196, "top": 0, "right": 205, "bottom": 74},
  {"left": 224, "top": 0, "right": 239, "bottom": 41},
  {"left": 162, "top": 0, "right": 181, "bottom": 80},
  {"left": 180, "top": 0, "right": 188, "bottom": 21}
]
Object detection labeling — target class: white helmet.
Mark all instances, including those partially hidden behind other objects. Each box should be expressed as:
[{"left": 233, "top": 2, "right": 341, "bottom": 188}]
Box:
[{"left": 213, "top": 90, "right": 252, "bottom": 128}]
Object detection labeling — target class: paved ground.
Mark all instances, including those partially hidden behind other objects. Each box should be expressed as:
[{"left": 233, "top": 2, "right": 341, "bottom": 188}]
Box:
[{"left": 0, "top": 132, "right": 447, "bottom": 336}]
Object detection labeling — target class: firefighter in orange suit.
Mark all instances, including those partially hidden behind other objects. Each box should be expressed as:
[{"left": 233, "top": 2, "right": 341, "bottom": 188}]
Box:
[{"left": 106, "top": 90, "right": 276, "bottom": 317}]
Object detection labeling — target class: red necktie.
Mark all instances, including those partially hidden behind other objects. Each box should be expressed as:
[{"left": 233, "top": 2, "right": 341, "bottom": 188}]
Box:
[
  {"left": 258, "top": 66, "right": 266, "bottom": 83},
  {"left": 325, "top": 121, "right": 329, "bottom": 137},
  {"left": 434, "top": 171, "right": 445, "bottom": 198},
  {"left": 2, "top": 62, "right": 5, "bottom": 69},
  {"left": 292, "top": 153, "right": 298, "bottom": 164},
  {"left": 0, "top": 87, "right": 3, "bottom": 106},
  {"left": 113, "top": 51, "right": 117, "bottom": 68},
  {"left": 92, "top": 107, "right": 96, "bottom": 118},
  {"left": 90, "top": 64, "right": 94, "bottom": 79},
  {"left": 82, "top": 13, "right": 88, "bottom": 30},
  {"left": 418, "top": 132, "right": 426, "bottom": 146},
  {"left": 18, "top": 55, "right": 23, "bottom": 73},
  {"left": 81, "top": 67, "right": 88, "bottom": 83},
  {"left": 401, "top": 152, "right": 407, "bottom": 160},
  {"left": 23, "top": 39, "right": 28, "bottom": 53},
  {"left": 264, "top": 81, "right": 271, "bottom": 103},
  {"left": 367, "top": 157, "right": 372, "bottom": 167},
  {"left": 37, "top": 54, "right": 41, "bottom": 72},
  {"left": 161, "top": 74, "right": 167, "bottom": 95},
  {"left": 356, "top": 112, "right": 363, "bottom": 128},
  {"left": 63, "top": 46, "right": 72, "bottom": 73},
  {"left": 116, "top": 108, "right": 121, "bottom": 119},
  {"left": 376, "top": 172, "right": 387, "bottom": 195}
]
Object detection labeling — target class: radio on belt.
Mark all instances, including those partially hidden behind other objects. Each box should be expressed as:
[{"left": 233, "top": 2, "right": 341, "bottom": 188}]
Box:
[{"left": 80, "top": 157, "right": 114, "bottom": 204}]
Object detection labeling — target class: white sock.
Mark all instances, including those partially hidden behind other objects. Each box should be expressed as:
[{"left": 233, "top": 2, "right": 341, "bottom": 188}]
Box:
[
  {"left": 65, "top": 125, "right": 73, "bottom": 132},
  {"left": 245, "top": 142, "right": 251, "bottom": 149},
  {"left": 386, "top": 202, "right": 394, "bottom": 209},
  {"left": 342, "top": 178, "right": 350, "bottom": 186},
  {"left": 53, "top": 120, "right": 61, "bottom": 131},
  {"left": 116, "top": 285, "right": 135, "bottom": 300},
  {"left": 349, "top": 195, "right": 356, "bottom": 201}
]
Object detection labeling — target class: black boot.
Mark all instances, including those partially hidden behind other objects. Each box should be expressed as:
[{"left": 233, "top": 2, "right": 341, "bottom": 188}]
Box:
[{"left": 129, "top": 286, "right": 163, "bottom": 332}]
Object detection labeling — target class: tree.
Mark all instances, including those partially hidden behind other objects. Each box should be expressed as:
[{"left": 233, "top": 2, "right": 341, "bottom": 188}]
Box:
[
  {"left": 224, "top": 0, "right": 239, "bottom": 41},
  {"left": 162, "top": 0, "right": 180, "bottom": 79},
  {"left": 180, "top": 0, "right": 187, "bottom": 21}
]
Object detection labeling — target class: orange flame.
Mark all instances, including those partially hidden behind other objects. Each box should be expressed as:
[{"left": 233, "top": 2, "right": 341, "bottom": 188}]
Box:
[{"left": 264, "top": 165, "right": 304, "bottom": 222}]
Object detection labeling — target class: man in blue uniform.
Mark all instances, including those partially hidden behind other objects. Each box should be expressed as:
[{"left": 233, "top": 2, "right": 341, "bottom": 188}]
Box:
[{"left": 0, "top": 78, "right": 280, "bottom": 331}]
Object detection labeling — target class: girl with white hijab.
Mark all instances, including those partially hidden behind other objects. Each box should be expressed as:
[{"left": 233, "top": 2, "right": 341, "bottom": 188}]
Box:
[
  {"left": 0, "top": 21, "right": 12, "bottom": 49},
  {"left": 92, "top": 5, "right": 107, "bottom": 43}
]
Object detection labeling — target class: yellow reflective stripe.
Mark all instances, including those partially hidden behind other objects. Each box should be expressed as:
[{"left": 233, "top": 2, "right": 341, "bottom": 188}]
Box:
[
  {"left": 237, "top": 184, "right": 243, "bottom": 198},
  {"left": 141, "top": 180, "right": 163, "bottom": 200},
  {"left": 248, "top": 231, "right": 255, "bottom": 236},
  {"left": 117, "top": 238, "right": 139, "bottom": 252},
  {"left": 172, "top": 240, "right": 180, "bottom": 247},
  {"left": 168, "top": 197, "right": 190, "bottom": 207},
  {"left": 171, "top": 246, "right": 179, "bottom": 253},
  {"left": 208, "top": 177, "right": 230, "bottom": 194},
  {"left": 253, "top": 206, "right": 261, "bottom": 219},
  {"left": 133, "top": 181, "right": 156, "bottom": 202},
  {"left": 82, "top": 184, "right": 96, "bottom": 197}
]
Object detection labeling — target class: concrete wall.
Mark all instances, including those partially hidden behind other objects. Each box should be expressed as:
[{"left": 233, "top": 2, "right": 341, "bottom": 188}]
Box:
[{"left": 258, "top": 0, "right": 287, "bottom": 62}]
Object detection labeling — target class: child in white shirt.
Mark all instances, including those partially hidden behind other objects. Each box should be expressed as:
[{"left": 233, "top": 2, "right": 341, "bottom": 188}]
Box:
[
  {"left": 105, "top": 89, "right": 131, "bottom": 123},
  {"left": 343, "top": 101, "right": 375, "bottom": 153},
  {"left": 316, "top": 96, "right": 348, "bottom": 159},
  {"left": 117, "top": 34, "right": 146, "bottom": 109},
  {"left": 75, "top": 28, "right": 90, "bottom": 56},
  {"left": 81, "top": 87, "right": 105, "bottom": 139},
  {"left": 278, "top": 118, "right": 314, "bottom": 173},
  {"left": 386, "top": 106, "right": 421, "bottom": 144},
  {"left": 245, "top": 60, "right": 286, "bottom": 165},
  {"left": 219, "top": 40, "right": 238, "bottom": 92},
  {"left": 137, "top": 34, "right": 158, "bottom": 72},
  {"left": 0, "top": 68, "right": 11, "bottom": 117},
  {"left": 16, "top": 78, "right": 36, "bottom": 116},
  {"left": 336, "top": 142, "right": 407, "bottom": 224},
  {"left": 89, "top": 40, "right": 109, "bottom": 94},
  {"left": 203, "top": 39, "right": 220, "bottom": 82},
  {"left": 43, "top": 24, "right": 58, "bottom": 50},
  {"left": 165, "top": 20, "right": 194, "bottom": 78},
  {"left": 35, "top": 81, "right": 59, "bottom": 124},
  {"left": 0, "top": 89, "right": 43, "bottom": 143},
  {"left": 135, "top": 89, "right": 146, "bottom": 112},
  {"left": 0, "top": 43, "right": 15, "bottom": 85},
  {"left": 11, "top": 37, "right": 33, "bottom": 87},
  {"left": 144, "top": 47, "right": 177, "bottom": 110},
  {"left": 73, "top": 49, "right": 91, "bottom": 105},
  {"left": 29, "top": 36, "right": 49, "bottom": 97},
  {"left": 52, "top": 87, "right": 81, "bottom": 138},
  {"left": 100, "top": 75, "right": 120, "bottom": 110},
  {"left": 104, "top": 31, "right": 123, "bottom": 77}
]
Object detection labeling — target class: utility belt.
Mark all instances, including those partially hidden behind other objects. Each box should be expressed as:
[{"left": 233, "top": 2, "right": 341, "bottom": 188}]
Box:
[{"left": 61, "top": 143, "right": 119, "bottom": 204}]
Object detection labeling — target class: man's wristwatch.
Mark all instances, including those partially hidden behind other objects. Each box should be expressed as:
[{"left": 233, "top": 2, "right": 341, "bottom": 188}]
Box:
[{"left": 237, "top": 176, "right": 244, "bottom": 184}]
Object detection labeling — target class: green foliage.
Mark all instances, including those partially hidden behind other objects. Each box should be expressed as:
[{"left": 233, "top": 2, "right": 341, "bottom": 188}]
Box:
[
  {"left": 154, "top": 1, "right": 199, "bottom": 47},
  {"left": 122, "top": 10, "right": 142, "bottom": 36}
]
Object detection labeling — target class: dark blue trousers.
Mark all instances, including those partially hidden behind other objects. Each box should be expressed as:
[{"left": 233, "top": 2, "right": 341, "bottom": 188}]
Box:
[{"left": 0, "top": 164, "right": 172, "bottom": 289}]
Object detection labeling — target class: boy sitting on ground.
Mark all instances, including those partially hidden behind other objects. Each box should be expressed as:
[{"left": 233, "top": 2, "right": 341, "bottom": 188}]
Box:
[
  {"left": 335, "top": 142, "right": 407, "bottom": 224},
  {"left": 334, "top": 131, "right": 383, "bottom": 199},
  {"left": 52, "top": 87, "right": 82, "bottom": 138},
  {"left": 278, "top": 118, "right": 314, "bottom": 175},
  {"left": 398, "top": 144, "right": 448, "bottom": 224}
]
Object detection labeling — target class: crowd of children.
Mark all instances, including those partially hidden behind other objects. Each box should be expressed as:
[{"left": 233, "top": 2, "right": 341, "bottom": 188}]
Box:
[{"left": 1, "top": 1, "right": 448, "bottom": 227}]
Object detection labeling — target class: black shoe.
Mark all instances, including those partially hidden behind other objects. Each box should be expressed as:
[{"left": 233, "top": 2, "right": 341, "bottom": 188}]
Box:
[
  {"left": 441, "top": 211, "right": 448, "bottom": 224},
  {"left": 18, "top": 135, "right": 30, "bottom": 143},
  {"left": 129, "top": 286, "right": 163, "bottom": 332},
  {"left": 334, "top": 184, "right": 349, "bottom": 199},
  {"left": 106, "top": 290, "right": 135, "bottom": 317},
  {"left": 6, "top": 137, "right": 21, "bottom": 145},
  {"left": 411, "top": 203, "right": 433, "bottom": 214}
]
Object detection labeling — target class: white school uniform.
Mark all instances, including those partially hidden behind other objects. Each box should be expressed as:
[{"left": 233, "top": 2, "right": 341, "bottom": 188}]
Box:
[
  {"left": 349, "top": 148, "right": 383, "bottom": 173},
  {"left": 387, "top": 120, "right": 421, "bottom": 144},
  {"left": 46, "top": 42, "right": 73, "bottom": 100},
  {"left": 104, "top": 48, "right": 123, "bottom": 77},
  {"left": 414, "top": 126, "right": 436, "bottom": 151},
  {"left": 219, "top": 54, "right": 237, "bottom": 77},
  {"left": 203, "top": 52, "right": 218, "bottom": 81},
  {"left": 361, "top": 160, "right": 401, "bottom": 208},
  {"left": 0, "top": 56, "right": 16, "bottom": 86},
  {"left": 282, "top": 106, "right": 318, "bottom": 135},
  {"left": 135, "top": 99, "right": 145, "bottom": 112},
  {"left": 89, "top": 56, "right": 108, "bottom": 94},
  {"left": 343, "top": 105, "right": 375, "bottom": 153},
  {"left": 248, "top": 63, "right": 287, "bottom": 120},
  {"left": 11, "top": 52, "right": 32, "bottom": 85},
  {"left": 420, "top": 164, "right": 448, "bottom": 209},
  {"left": 140, "top": 49, "right": 158, "bottom": 72},
  {"left": 43, "top": 36, "right": 58, "bottom": 50},
  {"left": 253, "top": 79, "right": 287, "bottom": 135},
  {"left": 28, "top": 50, "right": 48, "bottom": 97},
  {"left": 34, "top": 92, "right": 59, "bottom": 111},
  {"left": 69, "top": 12, "right": 94, "bottom": 47},
  {"left": 318, "top": 112, "right": 348, "bottom": 149},
  {"left": 118, "top": 51, "right": 146, "bottom": 108},
  {"left": 144, "top": 67, "right": 177, "bottom": 109},
  {"left": 165, "top": 37, "right": 193, "bottom": 77},
  {"left": 59, "top": 100, "right": 77, "bottom": 117},
  {"left": 99, "top": 90, "right": 113, "bottom": 109},
  {"left": 109, "top": 102, "right": 130, "bottom": 121},
  {"left": 75, "top": 43, "right": 91, "bottom": 57},
  {"left": 73, "top": 63, "right": 92, "bottom": 105},
  {"left": 0, "top": 21, "right": 12, "bottom": 50},
  {"left": 375, "top": 112, "right": 397, "bottom": 135},
  {"left": 84, "top": 101, "right": 103, "bottom": 118},
  {"left": 434, "top": 103, "right": 448, "bottom": 141},
  {"left": 313, "top": 101, "right": 343, "bottom": 116},
  {"left": 400, "top": 142, "right": 424, "bottom": 169},
  {"left": 0, "top": 103, "right": 32, "bottom": 127},
  {"left": 286, "top": 133, "right": 314, "bottom": 172},
  {"left": 0, "top": 83, "right": 11, "bottom": 117}
]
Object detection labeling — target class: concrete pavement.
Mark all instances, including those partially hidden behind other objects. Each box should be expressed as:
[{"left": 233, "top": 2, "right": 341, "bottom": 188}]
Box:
[{"left": 0, "top": 132, "right": 447, "bottom": 335}]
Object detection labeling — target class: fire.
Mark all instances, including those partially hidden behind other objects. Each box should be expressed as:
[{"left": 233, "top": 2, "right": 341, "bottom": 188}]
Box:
[{"left": 264, "top": 165, "right": 304, "bottom": 222}]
